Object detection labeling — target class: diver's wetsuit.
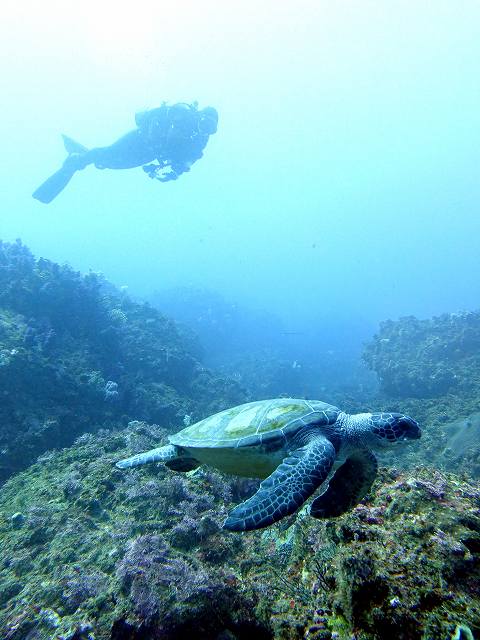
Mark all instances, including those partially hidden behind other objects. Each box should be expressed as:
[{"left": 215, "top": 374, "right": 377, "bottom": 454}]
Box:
[{"left": 32, "top": 102, "right": 218, "bottom": 203}]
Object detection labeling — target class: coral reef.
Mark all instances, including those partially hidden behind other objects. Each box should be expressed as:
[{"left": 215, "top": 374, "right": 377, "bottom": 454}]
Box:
[
  {"left": 0, "top": 424, "right": 478, "bottom": 639},
  {"left": 0, "top": 240, "right": 247, "bottom": 481}
]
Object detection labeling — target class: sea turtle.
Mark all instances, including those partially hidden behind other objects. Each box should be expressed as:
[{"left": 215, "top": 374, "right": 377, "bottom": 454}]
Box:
[{"left": 116, "top": 398, "right": 420, "bottom": 531}]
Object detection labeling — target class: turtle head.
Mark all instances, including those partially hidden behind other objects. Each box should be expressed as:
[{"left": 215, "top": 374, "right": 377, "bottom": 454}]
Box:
[{"left": 368, "top": 413, "right": 421, "bottom": 446}]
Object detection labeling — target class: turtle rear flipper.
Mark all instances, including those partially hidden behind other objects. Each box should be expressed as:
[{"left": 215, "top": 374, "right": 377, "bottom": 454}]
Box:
[
  {"left": 223, "top": 436, "right": 335, "bottom": 532},
  {"left": 310, "top": 449, "right": 378, "bottom": 518},
  {"left": 115, "top": 444, "right": 179, "bottom": 469}
]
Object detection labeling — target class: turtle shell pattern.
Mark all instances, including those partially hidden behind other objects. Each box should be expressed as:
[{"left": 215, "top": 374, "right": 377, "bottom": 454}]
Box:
[{"left": 170, "top": 398, "right": 340, "bottom": 449}]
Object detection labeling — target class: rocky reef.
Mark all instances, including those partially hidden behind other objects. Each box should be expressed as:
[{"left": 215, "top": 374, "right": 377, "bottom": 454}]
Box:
[
  {"left": 363, "top": 312, "right": 480, "bottom": 406},
  {"left": 363, "top": 312, "right": 480, "bottom": 479},
  {"left": 0, "top": 240, "right": 246, "bottom": 482},
  {"left": 0, "top": 424, "right": 478, "bottom": 640},
  {"left": 364, "top": 313, "right": 480, "bottom": 425},
  {"left": 1, "top": 242, "right": 480, "bottom": 639}
]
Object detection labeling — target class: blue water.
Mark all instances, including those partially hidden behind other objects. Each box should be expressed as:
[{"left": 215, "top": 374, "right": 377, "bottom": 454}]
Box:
[{"left": 1, "top": 1, "right": 480, "bottom": 347}]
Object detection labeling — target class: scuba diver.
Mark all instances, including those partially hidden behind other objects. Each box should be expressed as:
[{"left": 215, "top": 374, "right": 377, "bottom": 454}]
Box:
[{"left": 32, "top": 102, "right": 219, "bottom": 204}]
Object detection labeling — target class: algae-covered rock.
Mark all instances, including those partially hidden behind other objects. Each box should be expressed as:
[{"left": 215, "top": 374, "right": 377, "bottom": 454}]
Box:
[
  {"left": 263, "top": 467, "right": 480, "bottom": 640},
  {"left": 364, "top": 312, "right": 480, "bottom": 401},
  {"left": 0, "top": 240, "right": 247, "bottom": 481},
  {"left": 0, "top": 424, "right": 270, "bottom": 640},
  {"left": 0, "top": 425, "right": 478, "bottom": 639},
  {"left": 363, "top": 312, "right": 480, "bottom": 443},
  {"left": 314, "top": 467, "right": 480, "bottom": 639}
]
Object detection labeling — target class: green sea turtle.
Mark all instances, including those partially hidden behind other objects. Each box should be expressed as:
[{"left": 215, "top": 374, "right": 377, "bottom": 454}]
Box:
[{"left": 116, "top": 398, "right": 420, "bottom": 531}]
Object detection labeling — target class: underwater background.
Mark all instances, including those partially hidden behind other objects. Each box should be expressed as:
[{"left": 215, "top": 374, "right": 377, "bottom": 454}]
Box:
[{"left": 0, "top": 1, "right": 479, "bottom": 638}]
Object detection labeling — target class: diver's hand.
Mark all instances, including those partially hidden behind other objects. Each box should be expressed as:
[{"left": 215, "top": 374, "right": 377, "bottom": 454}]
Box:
[
  {"left": 156, "top": 171, "right": 178, "bottom": 182},
  {"left": 142, "top": 162, "right": 177, "bottom": 181}
]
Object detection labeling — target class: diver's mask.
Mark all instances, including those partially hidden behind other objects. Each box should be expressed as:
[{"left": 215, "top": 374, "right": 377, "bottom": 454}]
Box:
[{"left": 198, "top": 107, "right": 218, "bottom": 135}]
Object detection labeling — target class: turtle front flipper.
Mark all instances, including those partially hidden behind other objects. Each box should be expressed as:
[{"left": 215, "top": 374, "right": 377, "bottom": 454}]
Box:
[
  {"left": 310, "top": 449, "right": 378, "bottom": 519},
  {"left": 223, "top": 436, "right": 336, "bottom": 532}
]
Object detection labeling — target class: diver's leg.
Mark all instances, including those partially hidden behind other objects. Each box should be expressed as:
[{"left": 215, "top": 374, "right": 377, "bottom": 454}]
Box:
[
  {"left": 85, "top": 130, "right": 156, "bottom": 169},
  {"left": 32, "top": 150, "right": 90, "bottom": 203},
  {"left": 32, "top": 129, "right": 157, "bottom": 203}
]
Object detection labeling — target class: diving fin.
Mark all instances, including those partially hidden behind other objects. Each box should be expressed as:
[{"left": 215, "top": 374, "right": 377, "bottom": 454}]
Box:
[
  {"left": 32, "top": 165, "right": 78, "bottom": 203},
  {"left": 61, "top": 134, "right": 88, "bottom": 154},
  {"left": 32, "top": 134, "right": 89, "bottom": 203}
]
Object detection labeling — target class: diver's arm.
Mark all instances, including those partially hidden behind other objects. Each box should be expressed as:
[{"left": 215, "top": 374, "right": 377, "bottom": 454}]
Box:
[
  {"left": 141, "top": 130, "right": 210, "bottom": 182},
  {"left": 170, "top": 162, "right": 190, "bottom": 177},
  {"left": 164, "top": 136, "right": 207, "bottom": 178}
]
